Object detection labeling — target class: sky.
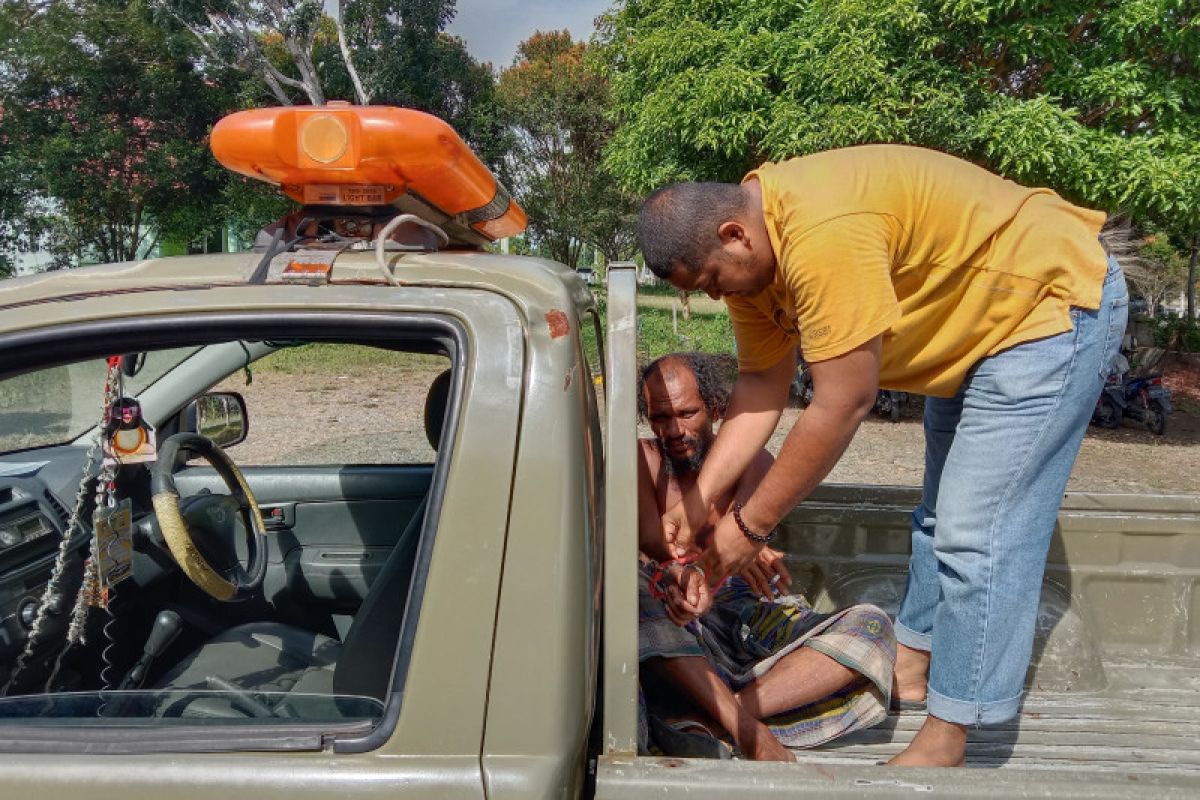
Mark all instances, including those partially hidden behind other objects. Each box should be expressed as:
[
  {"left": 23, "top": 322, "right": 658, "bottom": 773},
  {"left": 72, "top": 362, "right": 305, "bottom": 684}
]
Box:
[{"left": 446, "top": 0, "right": 614, "bottom": 70}]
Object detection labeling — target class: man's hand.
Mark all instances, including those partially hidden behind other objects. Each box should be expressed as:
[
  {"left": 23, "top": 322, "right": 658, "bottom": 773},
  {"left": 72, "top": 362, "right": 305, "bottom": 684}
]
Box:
[
  {"left": 697, "top": 511, "right": 764, "bottom": 587},
  {"left": 738, "top": 547, "right": 792, "bottom": 599},
  {"left": 661, "top": 496, "right": 710, "bottom": 558},
  {"left": 662, "top": 562, "right": 713, "bottom": 626}
]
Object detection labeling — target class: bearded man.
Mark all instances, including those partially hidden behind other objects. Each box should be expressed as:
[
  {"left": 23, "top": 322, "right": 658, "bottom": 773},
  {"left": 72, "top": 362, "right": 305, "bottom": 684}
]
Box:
[{"left": 637, "top": 352, "right": 895, "bottom": 761}]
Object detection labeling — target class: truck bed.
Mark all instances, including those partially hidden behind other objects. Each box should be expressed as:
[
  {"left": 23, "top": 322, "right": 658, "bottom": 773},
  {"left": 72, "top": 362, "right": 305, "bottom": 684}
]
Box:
[
  {"left": 597, "top": 486, "right": 1200, "bottom": 797},
  {"left": 783, "top": 485, "right": 1200, "bottom": 777},
  {"left": 800, "top": 664, "right": 1200, "bottom": 773}
]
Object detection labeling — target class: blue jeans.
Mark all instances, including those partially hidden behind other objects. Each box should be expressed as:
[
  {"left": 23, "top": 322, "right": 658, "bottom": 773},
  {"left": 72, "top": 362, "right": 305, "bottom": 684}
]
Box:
[{"left": 894, "top": 255, "right": 1128, "bottom": 725}]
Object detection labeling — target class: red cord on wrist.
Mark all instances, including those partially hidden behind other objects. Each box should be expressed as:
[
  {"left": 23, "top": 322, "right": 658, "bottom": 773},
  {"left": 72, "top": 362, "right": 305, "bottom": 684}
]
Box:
[{"left": 648, "top": 554, "right": 699, "bottom": 601}]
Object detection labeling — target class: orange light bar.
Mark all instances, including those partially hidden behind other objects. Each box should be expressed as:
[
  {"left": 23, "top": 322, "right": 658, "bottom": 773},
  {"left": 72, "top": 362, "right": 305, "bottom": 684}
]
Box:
[{"left": 210, "top": 103, "right": 526, "bottom": 241}]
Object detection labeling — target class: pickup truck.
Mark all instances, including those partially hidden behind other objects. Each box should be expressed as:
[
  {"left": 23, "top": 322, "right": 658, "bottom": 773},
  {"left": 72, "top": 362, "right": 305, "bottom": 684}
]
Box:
[{"left": 0, "top": 106, "right": 1197, "bottom": 798}]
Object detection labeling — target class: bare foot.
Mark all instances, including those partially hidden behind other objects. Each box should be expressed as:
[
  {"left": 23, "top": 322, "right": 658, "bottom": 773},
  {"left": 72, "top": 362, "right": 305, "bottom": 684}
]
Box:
[
  {"left": 887, "top": 716, "right": 967, "bottom": 767},
  {"left": 892, "top": 642, "right": 931, "bottom": 703},
  {"left": 737, "top": 719, "right": 796, "bottom": 762}
]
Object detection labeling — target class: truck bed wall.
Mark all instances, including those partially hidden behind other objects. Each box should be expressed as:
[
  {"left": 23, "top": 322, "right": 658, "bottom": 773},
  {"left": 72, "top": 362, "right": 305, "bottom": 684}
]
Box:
[{"left": 779, "top": 485, "right": 1200, "bottom": 690}]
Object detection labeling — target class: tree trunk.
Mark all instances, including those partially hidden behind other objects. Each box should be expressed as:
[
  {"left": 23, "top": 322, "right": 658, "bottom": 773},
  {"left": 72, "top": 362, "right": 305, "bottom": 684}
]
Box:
[
  {"left": 1188, "top": 234, "right": 1197, "bottom": 322},
  {"left": 262, "top": 72, "right": 294, "bottom": 106},
  {"left": 336, "top": 0, "right": 370, "bottom": 105}
]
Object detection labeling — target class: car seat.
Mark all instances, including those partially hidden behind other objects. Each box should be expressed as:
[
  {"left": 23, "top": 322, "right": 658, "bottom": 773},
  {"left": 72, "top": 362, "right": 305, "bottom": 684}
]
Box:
[{"left": 153, "top": 369, "right": 452, "bottom": 718}]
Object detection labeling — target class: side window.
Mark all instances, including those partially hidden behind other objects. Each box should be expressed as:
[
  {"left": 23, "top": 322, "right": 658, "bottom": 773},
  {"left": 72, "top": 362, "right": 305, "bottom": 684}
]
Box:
[
  {"left": 213, "top": 344, "right": 450, "bottom": 465},
  {"left": 0, "top": 337, "right": 456, "bottom": 747}
]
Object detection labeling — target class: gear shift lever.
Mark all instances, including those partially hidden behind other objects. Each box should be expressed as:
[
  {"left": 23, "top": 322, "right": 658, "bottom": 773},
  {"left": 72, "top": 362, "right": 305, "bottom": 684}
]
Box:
[{"left": 118, "top": 609, "right": 182, "bottom": 691}]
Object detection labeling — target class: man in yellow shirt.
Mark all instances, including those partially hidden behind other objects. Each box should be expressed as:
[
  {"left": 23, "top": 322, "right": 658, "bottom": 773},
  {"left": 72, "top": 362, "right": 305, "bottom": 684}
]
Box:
[{"left": 636, "top": 145, "right": 1128, "bottom": 767}]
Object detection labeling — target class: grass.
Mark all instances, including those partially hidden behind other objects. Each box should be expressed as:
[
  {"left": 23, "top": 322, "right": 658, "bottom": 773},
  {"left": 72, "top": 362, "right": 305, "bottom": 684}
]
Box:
[
  {"left": 253, "top": 344, "right": 447, "bottom": 375},
  {"left": 635, "top": 306, "right": 736, "bottom": 361},
  {"left": 637, "top": 281, "right": 686, "bottom": 297},
  {"left": 581, "top": 291, "right": 737, "bottom": 372}
]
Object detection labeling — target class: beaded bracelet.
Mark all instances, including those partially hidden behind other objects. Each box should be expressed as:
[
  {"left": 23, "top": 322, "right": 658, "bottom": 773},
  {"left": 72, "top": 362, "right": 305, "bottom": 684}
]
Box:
[{"left": 733, "top": 501, "right": 776, "bottom": 544}]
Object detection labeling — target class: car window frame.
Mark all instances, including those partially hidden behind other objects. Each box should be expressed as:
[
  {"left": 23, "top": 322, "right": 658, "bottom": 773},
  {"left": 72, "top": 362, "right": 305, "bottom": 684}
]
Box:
[{"left": 0, "top": 310, "right": 468, "bottom": 755}]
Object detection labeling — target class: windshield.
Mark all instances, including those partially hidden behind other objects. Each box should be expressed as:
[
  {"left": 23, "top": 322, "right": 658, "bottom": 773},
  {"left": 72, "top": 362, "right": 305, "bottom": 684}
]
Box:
[{"left": 0, "top": 347, "right": 201, "bottom": 453}]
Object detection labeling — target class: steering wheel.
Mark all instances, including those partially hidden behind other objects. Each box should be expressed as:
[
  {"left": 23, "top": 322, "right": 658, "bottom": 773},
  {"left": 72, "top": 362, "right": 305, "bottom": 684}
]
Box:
[{"left": 150, "top": 432, "right": 269, "bottom": 602}]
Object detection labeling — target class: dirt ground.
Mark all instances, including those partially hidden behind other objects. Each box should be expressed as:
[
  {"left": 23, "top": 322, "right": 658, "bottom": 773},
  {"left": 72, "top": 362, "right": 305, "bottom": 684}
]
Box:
[
  {"left": 224, "top": 359, "right": 1199, "bottom": 495},
  {"left": 767, "top": 358, "right": 1198, "bottom": 493}
]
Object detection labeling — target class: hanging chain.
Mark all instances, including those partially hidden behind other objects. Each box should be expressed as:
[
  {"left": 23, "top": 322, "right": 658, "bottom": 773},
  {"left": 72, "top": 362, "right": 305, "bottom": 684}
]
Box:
[
  {"left": 69, "top": 359, "right": 123, "bottom": 636},
  {"left": 1, "top": 358, "right": 122, "bottom": 697}
]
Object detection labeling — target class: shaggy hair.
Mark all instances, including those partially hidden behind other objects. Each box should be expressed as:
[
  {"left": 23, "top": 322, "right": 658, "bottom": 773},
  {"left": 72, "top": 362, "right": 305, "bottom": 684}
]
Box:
[
  {"left": 637, "top": 352, "right": 736, "bottom": 421},
  {"left": 637, "top": 182, "right": 748, "bottom": 279}
]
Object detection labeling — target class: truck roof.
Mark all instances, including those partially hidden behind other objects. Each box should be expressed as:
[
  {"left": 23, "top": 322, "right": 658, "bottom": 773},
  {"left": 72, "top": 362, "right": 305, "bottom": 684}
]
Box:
[{"left": 0, "top": 249, "right": 595, "bottom": 334}]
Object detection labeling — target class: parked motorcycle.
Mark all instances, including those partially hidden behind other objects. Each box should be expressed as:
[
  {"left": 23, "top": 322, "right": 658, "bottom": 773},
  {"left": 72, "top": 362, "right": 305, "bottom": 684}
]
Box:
[
  {"left": 874, "top": 388, "right": 909, "bottom": 423},
  {"left": 1093, "top": 371, "right": 1173, "bottom": 435},
  {"left": 793, "top": 359, "right": 908, "bottom": 422}
]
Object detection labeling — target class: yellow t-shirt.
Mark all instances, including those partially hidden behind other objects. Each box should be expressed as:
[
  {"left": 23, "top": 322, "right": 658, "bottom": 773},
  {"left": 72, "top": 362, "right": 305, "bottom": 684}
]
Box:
[{"left": 726, "top": 145, "right": 1109, "bottom": 397}]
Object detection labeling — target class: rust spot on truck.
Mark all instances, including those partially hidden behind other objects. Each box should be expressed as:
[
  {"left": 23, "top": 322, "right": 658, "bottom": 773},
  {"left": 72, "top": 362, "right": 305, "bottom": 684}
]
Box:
[{"left": 545, "top": 309, "right": 569, "bottom": 339}]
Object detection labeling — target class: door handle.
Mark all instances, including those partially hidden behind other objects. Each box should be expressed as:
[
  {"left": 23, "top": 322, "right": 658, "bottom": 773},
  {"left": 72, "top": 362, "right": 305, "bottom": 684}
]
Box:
[{"left": 259, "top": 504, "right": 294, "bottom": 531}]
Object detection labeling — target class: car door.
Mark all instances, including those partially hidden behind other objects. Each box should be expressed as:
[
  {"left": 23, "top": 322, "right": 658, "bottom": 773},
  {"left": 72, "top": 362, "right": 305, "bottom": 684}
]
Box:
[{"left": 0, "top": 283, "right": 525, "bottom": 799}]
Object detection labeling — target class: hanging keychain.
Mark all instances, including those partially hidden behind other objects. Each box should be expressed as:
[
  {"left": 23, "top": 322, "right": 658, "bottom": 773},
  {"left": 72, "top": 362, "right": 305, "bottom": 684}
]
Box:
[
  {"left": 89, "top": 357, "right": 153, "bottom": 605},
  {"left": 105, "top": 397, "right": 157, "bottom": 465},
  {"left": 94, "top": 498, "right": 133, "bottom": 590}
]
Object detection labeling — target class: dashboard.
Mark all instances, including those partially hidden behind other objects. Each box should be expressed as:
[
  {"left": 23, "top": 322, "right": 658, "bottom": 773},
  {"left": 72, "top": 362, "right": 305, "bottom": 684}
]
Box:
[{"left": 0, "top": 456, "right": 88, "bottom": 690}]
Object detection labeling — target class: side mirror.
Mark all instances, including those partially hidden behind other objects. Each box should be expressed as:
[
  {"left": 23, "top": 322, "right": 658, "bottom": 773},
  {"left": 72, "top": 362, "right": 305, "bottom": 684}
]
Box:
[{"left": 184, "top": 392, "right": 248, "bottom": 449}]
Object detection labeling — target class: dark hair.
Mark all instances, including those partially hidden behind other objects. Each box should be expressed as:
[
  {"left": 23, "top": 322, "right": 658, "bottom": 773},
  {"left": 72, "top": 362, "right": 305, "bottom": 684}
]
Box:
[
  {"left": 637, "top": 352, "right": 736, "bottom": 420},
  {"left": 637, "top": 182, "right": 748, "bottom": 279}
]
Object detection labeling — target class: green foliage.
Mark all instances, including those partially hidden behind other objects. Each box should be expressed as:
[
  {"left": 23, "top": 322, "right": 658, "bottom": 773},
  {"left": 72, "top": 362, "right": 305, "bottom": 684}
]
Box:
[
  {"left": 580, "top": 290, "right": 737, "bottom": 371},
  {"left": 2, "top": 0, "right": 508, "bottom": 268},
  {"left": 1127, "top": 226, "right": 1191, "bottom": 315},
  {"left": 598, "top": 0, "right": 1200, "bottom": 236},
  {"left": 498, "top": 31, "right": 638, "bottom": 268},
  {"left": 1152, "top": 311, "right": 1200, "bottom": 352},
  {"left": 1, "top": 0, "right": 235, "bottom": 266},
  {"left": 218, "top": 174, "right": 296, "bottom": 246},
  {"left": 636, "top": 282, "right": 675, "bottom": 297},
  {"left": 153, "top": 0, "right": 329, "bottom": 105},
  {"left": 1151, "top": 314, "right": 1200, "bottom": 352},
  {"left": 339, "top": 1, "right": 509, "bottom": 170}
]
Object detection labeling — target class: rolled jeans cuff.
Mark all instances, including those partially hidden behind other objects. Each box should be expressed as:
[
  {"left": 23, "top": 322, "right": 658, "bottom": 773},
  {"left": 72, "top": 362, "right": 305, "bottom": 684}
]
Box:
[
  {"left": 893, "top": 620, "right": 931, "bottom": 652},
  {"left": 927, "top": 687, "right": 1023, "bottom": 727}
]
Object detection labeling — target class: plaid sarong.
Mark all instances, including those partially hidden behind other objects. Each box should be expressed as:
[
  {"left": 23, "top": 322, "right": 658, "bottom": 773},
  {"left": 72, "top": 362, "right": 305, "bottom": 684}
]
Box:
[{"left": 638, "top": 565, "right": 896, "bottom": 749}]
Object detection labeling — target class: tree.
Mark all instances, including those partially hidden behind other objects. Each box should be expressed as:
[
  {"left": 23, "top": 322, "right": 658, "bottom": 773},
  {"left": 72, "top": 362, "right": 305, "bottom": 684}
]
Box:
[
  {"left": 337, "top": 0, "right": 509, "bottom": 170},
  {"left": 155, "top": 0, "right": 330, "bottom": 105},
  {"left": 1188, "top": 235, "right": 1197, "bottom": 321},
  {"left": 0, "top": 135, "right": 19, "bottom": 275},
  {"left": 498, "top": 31, "right": 638, "bottom": 269},
  {"left": 597, "top": 1, "right": 1199, "bottom": 243},
  {"left": 0, "top": 0, "right": 234, "bottom": 266},
  {"left": 158, "top": 0, "right": 507, "bottom": 170},
  {"left": 1126, "top": 229, "right": 1188, "bottom": 316}
]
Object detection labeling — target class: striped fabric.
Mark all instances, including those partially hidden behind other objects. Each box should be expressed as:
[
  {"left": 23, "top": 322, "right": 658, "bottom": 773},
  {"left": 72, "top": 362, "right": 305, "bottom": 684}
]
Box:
[{"left": 638, "top": 566, "right": 896, "bottom": 750}]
